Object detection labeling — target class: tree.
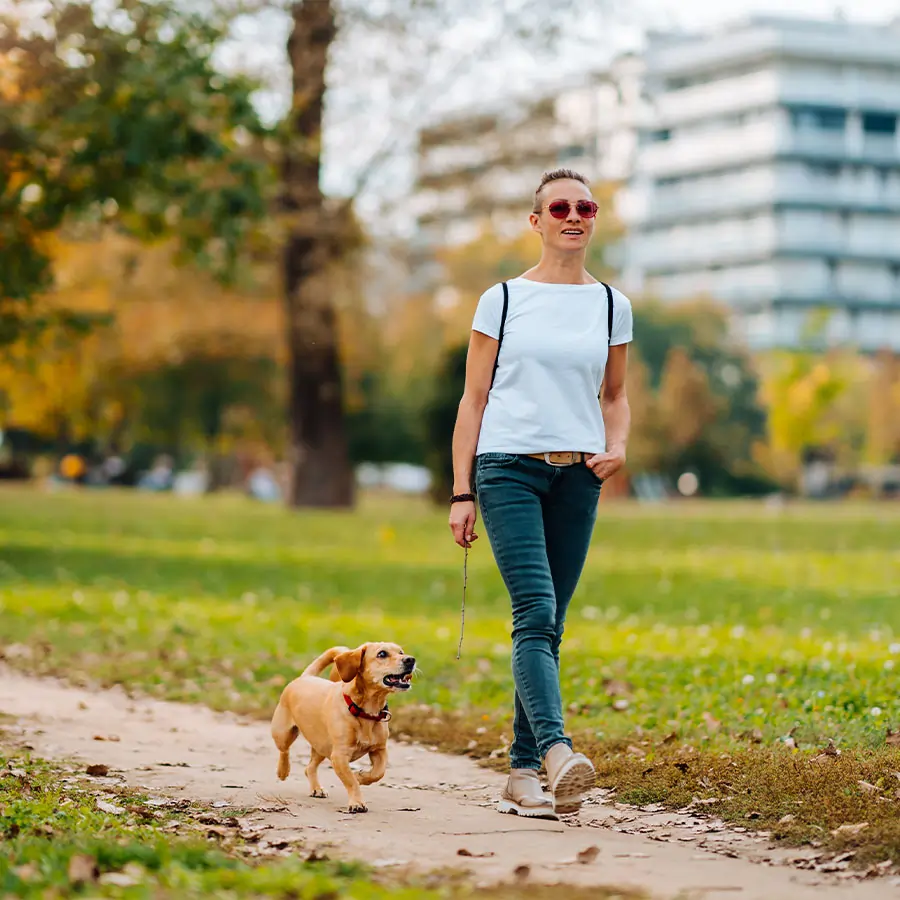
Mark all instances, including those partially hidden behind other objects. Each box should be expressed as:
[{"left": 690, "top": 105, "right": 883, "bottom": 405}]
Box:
[{"left": 0, "top": 0, "right": 272, "bottom": 348}]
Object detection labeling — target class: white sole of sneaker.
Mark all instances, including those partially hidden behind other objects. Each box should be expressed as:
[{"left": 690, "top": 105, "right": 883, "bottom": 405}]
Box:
[
  {"left": 497, "top": 799, "right": 559, "bottom": 820},
  {"left": 551, "top": 757, "right": 595, "bottom": 815}
]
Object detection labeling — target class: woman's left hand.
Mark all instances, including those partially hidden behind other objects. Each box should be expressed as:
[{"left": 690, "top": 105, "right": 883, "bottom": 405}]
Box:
[{"left": 585, "top": 448, "right": 626, "bottom": 481}]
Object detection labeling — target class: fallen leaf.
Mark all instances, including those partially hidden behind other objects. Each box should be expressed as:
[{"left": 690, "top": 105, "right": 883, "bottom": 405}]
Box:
[
  {"left": 457, "top": 848, "right": 494, "bottom": 858},
  {"left": 78, "top": 701, "right": 89, "bottom": 710},
  {"left": 86, "top": 764, "right": 109, "bottom": 777},
  {"left": 886, "top": 729, "right": 900, "bottom": 746},
  {"left": 513, "top": 864, "right": 530, "bottom": 881},
  {"left": 92, "top": 734, "right": 120, "bottom": 742},
  {"left": 576, "top": 845, "right": 601, "bottom": 864},
  {"left": 95, "top": 799, "right": 125, "bottom": 815},
  {"left": 99, "top": 872, "right": 139, "bottom": 888},
  {"left": 702, "top": 712, "right": 721, "bottom": 734},
  {"left": 746, "top": 811, "right": 761, "bottom": 820},
  {"left": 662, "top": 731, "right": 678, "bottom": 745},
  {"left": 12, "top": 862, "right": 39, "bottom": 882},
  {"left": 34, "top": 823, "right": 54, "bottom": 837},
  {"left": 604, "top": 678, "right": 633, "bottom": 697},
  {"left": 212, "top": 801, "right": 229, "bottom": 809},
  {"left": 8, "top": 767, "right": 27, "bottom": 779},
  {"left": 778, "top": 814, "right": 796, "bottom": 825},
  {"left": 830, "top": 822, "right": 869, "bottom": 837},
  {"left": 626, "top": 745, "right": 646, "bottom": 758},
  {"left": 67, "top": 854, "right": 98, "bottom": 885},
  {"left": 306, "top": 848, "right": 329, "bottom": 862},
  {"left": 858, "top": 781, "right": 879, "bottom": 794}
]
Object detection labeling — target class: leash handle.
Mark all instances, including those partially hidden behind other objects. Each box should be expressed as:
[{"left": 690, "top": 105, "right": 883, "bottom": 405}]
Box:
[{"left": 456, "top": 544, "right": 467, "bottom": 660}]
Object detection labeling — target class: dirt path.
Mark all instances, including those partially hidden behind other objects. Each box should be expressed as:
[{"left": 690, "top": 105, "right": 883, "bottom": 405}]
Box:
[{"left": 1, "top": 666, "right": 896, "bottom": 900}]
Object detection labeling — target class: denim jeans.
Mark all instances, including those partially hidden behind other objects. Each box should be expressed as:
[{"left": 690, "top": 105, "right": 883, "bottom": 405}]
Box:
[{"left": 474, "top": 452, "right": 602, "bottom": 770}]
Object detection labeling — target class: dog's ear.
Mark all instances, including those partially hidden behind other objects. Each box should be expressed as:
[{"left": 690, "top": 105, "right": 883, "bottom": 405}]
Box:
[{"left": 334, "top": 644, "right": 366, "bottom": 682}]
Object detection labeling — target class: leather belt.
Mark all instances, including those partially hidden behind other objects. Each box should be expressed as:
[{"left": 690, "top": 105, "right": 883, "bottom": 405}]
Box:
[{"left": 527, "top": 451, "right": 588, "bottom": 467}]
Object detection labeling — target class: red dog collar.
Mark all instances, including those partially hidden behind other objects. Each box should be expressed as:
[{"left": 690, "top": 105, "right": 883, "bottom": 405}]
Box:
[{"left": 343, "top": 693, "right": 390, "bottom": 722}]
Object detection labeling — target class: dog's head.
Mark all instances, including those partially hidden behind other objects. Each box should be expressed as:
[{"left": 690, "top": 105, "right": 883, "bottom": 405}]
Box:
[{"left": 334, "top": 642, "right": 415, "bottom": 692}]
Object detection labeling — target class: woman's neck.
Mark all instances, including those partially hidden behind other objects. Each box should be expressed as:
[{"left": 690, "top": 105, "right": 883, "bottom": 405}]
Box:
[{"left": 522, "top": 252, "right": 595, "bottom": 285}]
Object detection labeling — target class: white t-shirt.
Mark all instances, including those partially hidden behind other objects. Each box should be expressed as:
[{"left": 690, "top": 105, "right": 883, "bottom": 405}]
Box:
[{"left": 471, "top": 277, "right": 633, "bottom": 456}]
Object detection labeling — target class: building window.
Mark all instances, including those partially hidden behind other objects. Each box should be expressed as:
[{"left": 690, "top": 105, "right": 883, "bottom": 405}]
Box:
[
  {"left": 557, "top": 144, "right": 586, "bottom": 163},
  {"left": 789, "top": 105, "right": 847, "bottom": 132},
  {"left": 863, "top": 112, "right": 897, "bottom": 135}
]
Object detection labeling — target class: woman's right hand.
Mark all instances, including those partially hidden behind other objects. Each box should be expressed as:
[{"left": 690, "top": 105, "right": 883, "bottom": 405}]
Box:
[{"left": 449, "top": 500, "right": 479, "bottom": 549}]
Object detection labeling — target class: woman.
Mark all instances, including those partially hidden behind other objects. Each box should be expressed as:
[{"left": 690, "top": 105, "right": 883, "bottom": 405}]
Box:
[{"left": 448, "top": 168, "right": 632, "bottom": 819}]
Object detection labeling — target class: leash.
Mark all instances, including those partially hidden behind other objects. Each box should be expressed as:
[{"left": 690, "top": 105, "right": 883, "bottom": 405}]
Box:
[{"left": 457, "top": 544, "right": 467, "bottom": 660}]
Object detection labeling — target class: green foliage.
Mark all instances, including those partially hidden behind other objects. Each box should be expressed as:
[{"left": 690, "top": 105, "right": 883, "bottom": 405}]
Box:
[
  {"left": 423, "top": 344, "right": 468, "bottom": 498},
  {"left": 0, "top": 0, "right": 272, "bottom": 347},
  {"left": 345, "top": 371, "right": 427, "bottom": 466},
  {"left": 632, "top": 300, "right": 771, "bottom": 494}
]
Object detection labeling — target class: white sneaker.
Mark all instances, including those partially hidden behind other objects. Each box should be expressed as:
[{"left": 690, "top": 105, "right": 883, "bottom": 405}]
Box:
[
  {"left": 544, "top": 742, "right": 595, "bottom": 815},
  {"left": 497, "top": 768, "right": 558, "bottom": 820}
]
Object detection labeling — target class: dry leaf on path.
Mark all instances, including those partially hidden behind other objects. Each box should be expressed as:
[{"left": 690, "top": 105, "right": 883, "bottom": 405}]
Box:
[
  {"left": 830, "top": 822, "right": 869, "bottom": 837},
  {"left": 95, "top": 799, "right": 125, "bottom": 815},
  {"left": 886, "top": 729, "right": 900, "bottom": 746},
  {"left": 86, "top": 764, "right": 109, "bottom": 777},
  {"left": 513, "top": 864, "right": 530, "bottom": 881},
  {"left": 576, "top": 845, "right": 601, "bottom": 864},
  {"left": 457, "top": 848, "right": 495, "bottom": 858}
]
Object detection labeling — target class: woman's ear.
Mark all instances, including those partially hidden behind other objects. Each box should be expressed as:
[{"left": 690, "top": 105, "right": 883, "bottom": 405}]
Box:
[{"left": 334, "top": 644, "right": 367, "bottom": 682}]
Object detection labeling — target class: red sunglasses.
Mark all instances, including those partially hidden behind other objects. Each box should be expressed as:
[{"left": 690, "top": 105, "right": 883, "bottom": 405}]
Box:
[{"left": 542, "top": 200, "right": 599, "bottom": 219}]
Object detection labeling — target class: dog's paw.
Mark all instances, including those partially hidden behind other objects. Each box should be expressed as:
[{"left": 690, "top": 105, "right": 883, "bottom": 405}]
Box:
[
  {"left": 310, "top": 789, "right": 328, "bottom": 799},
  {"left": 347, "top": 802, "right": 368, "bottom": 814}
]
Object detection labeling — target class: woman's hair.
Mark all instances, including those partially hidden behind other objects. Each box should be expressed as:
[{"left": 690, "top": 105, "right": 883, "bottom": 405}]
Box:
[{"left": 533, "top": 168, "right": 590, "bottom": 213}]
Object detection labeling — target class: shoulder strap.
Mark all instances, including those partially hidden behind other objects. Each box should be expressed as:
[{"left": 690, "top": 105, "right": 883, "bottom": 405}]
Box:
[
  {"left": 601, "top": 281, "right": 614, "bottom": 346},
  {"left": 489, "top": 281, "right": 509, "bottom": 390}
]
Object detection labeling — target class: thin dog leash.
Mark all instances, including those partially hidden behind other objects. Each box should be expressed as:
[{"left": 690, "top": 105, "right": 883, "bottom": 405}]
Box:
[{"left": 456, "top": 544, "right": 467, "bottom": 660}]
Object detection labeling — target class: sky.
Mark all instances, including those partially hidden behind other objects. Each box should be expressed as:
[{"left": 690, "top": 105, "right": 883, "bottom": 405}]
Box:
[{"left": 303, "top": 0, "right": 900, "bottom": 218}]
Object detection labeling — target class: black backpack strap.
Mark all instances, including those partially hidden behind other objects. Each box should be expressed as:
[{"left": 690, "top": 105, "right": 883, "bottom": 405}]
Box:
[
  {"left": 489, "top": 281, "right": 509, "bottom": 389},
  {"left": 602, "top": 281, "right": 614, "bottom": 346}
]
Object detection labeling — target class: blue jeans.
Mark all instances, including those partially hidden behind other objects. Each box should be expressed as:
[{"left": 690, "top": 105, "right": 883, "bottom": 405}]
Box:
[{"left": 475, "top": 452, "right": 602, "bottom": 770}]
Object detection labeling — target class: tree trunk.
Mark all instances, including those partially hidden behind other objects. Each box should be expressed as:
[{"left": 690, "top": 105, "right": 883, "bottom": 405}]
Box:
[{"left": 282, "top": 0, "right": 354, "bottom": 508}]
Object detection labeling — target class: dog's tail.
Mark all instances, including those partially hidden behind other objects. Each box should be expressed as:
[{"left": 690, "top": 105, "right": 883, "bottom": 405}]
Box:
[{"left": 301, "top": 646, "right": 350, "bottom": 680}]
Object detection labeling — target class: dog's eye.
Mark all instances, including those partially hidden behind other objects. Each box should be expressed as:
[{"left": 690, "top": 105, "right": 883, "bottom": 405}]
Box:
[{"left": 376, "top": 650, "right": 388, "bottom": 659}]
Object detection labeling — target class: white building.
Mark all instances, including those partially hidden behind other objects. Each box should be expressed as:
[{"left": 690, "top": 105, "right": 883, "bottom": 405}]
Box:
[{"left": 622, "top": 15, "right": 900, "bottom": 350}]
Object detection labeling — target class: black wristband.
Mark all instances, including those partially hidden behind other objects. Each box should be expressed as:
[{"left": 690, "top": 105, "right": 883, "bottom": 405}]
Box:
[{"left": 450, "top": 492, "right": 475, "bottom": 504}]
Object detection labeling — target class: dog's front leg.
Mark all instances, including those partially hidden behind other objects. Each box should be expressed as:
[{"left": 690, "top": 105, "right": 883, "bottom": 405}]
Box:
[
  {"left": 306, "top": 749, "right": 328, "bottom": 798},
  {"left": 356, "top": 747, "right": 387, "bottom": 786},
  {"left": 331, "top": 752, "right": 367, "bottom": 813}
]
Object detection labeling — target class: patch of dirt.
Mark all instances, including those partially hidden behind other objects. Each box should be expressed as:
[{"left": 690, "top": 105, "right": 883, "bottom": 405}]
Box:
[{"left": 0, "top": 665, "right": 896, "bottom": 899}]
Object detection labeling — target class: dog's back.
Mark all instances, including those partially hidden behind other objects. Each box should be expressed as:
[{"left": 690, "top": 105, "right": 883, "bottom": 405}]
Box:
[{"left": 271, "top": 647, "right": 349, "bottom": 778}]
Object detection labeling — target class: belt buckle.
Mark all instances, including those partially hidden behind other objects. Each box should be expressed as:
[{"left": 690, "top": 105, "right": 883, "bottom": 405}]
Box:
[{"left": 544, "top": 451, "right": 575, "bottom": 467}]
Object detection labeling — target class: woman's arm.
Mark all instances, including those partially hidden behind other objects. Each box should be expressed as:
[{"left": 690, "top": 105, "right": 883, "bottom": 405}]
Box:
[
  {"left": 586, "top": 343, "right": 631, "bottom": 480},
  {"left": 448, "top": 330, "right": 497, "bottom": 548}
]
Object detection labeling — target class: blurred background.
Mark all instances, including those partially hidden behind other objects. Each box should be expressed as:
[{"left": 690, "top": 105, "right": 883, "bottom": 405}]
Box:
[{"left": 3, "top": 0, "right": 900, "bottom": 507}]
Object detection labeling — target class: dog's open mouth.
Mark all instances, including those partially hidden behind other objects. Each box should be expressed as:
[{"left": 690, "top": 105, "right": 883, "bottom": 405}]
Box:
[{"left": 383, "top": 673, "right": 413, "bottom": 690}]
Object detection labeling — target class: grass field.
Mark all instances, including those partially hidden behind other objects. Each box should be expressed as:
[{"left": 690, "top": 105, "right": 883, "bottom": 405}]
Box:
[{"left": 3, "top": 485, "right": 900, "bottom": 866}]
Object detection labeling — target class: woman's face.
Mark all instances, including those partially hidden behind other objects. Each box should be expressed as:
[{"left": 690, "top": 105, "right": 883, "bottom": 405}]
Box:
[{"left": 530, "top": 179, "right": 595, "bottom": 252}]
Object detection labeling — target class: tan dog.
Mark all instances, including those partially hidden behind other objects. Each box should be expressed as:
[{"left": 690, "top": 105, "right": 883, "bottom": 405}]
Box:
[{"left": 270, "top": 642, "right": 415, "bottom": 813}]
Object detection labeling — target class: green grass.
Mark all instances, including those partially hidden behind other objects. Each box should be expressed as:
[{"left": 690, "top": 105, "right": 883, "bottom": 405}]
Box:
[{"left": 2, "top": 485, "right": 900, "bottom": 864}]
